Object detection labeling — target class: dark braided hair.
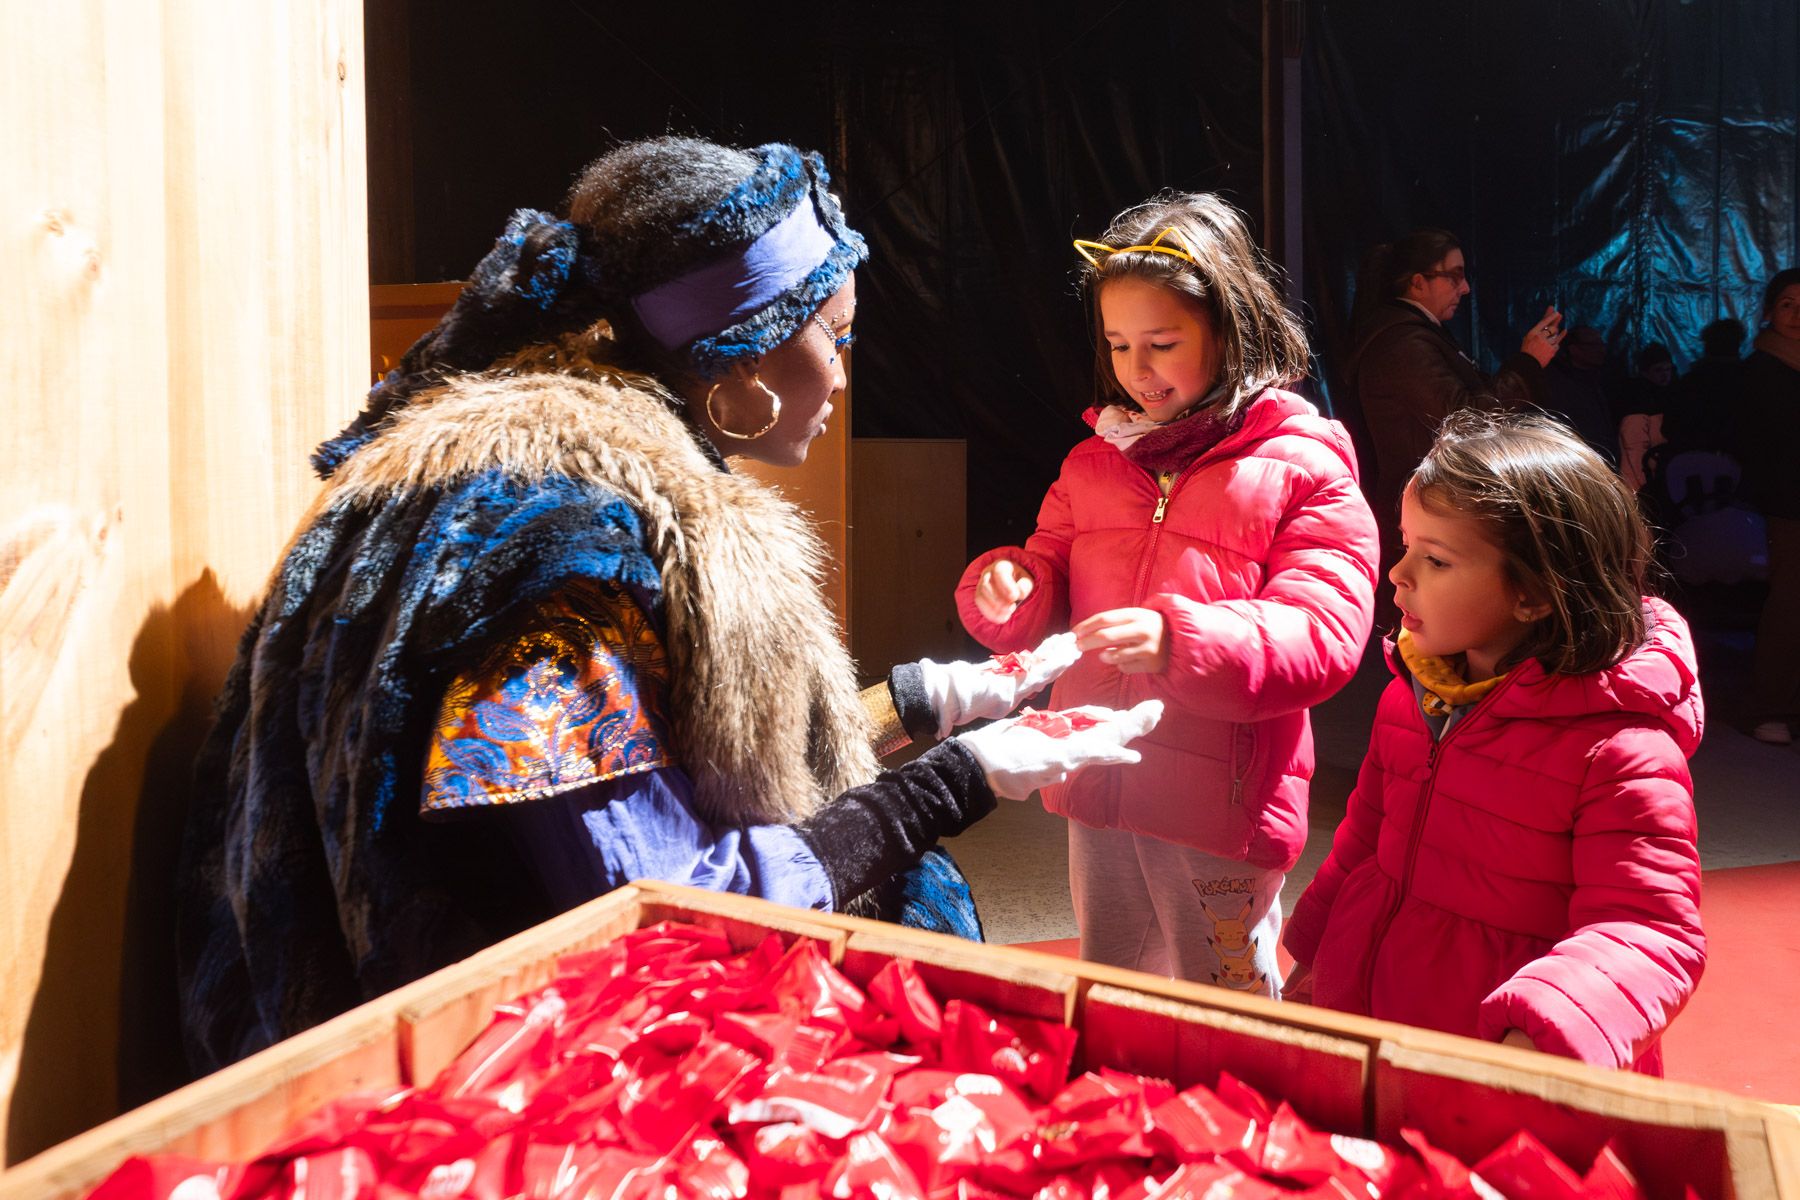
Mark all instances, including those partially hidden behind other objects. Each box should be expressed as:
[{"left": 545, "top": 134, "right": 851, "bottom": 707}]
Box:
[{"left": 313, "top": 136, "right": 864, "bottom": 477}]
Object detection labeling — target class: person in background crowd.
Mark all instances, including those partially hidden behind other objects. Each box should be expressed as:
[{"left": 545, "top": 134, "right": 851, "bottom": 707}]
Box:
[
  {"left": 1285, "top": 412, "right": 1704, "bottom": 1076},
  {"left": 958, "top": 192, "right": 1378, "bottom": 993},
  {"left": 175, "top": 136, "right": 1160, "bottom": 1074},
  {"left": 1738, "top": 269, "right": 1800, "bottom": 745},
  {"left": 1666, "top": 318, "right": 1747, "bottom": 454},
  {"left": 1539, "top": 324, "right": 1618, "bottom": 463},
  {"left": 1344, "top": 228, "right": 1560, "bottom": 625},
  {"left": 1617, "top": 343, "right": 1676, "bottom": 492}
]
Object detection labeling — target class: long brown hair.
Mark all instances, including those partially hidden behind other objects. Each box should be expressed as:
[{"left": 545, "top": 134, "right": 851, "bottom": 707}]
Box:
[
  {"left": 1411, "top": 410, "right": 1653, "bottom": 675},
  {"left": 1077, "top": 192, "right": 1310, "bottom": 421}
]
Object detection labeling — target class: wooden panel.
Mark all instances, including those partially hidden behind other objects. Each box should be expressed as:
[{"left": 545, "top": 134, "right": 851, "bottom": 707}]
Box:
[
  {"left": 1373, "top": 1030, "right": 1775, "bottom": 1200},
  {"left": 370, "top": 280, "right": 463, "bottom": 377},
  {"left": 841, "top": 929, "right": 1080, "bottom": 1027},
  {"left": 0, "top": 0, "right": 365, "bottom": 1164},
  {"left": 849, "top": 438, "right": 969, "bottom": 682},
  {"left": 1081, "top": 985, "right": 1369, "bottom": 1135}
]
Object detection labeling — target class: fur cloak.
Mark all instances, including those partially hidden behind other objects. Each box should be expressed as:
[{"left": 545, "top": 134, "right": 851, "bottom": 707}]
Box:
[{"left": 177, "top": 369, "right": 881, "bottom": 1072}]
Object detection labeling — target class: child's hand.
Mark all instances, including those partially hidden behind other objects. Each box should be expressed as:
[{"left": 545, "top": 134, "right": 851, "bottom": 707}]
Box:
[
  {"left": 976, "top": 559, "right": 1035, "bottom": 623},
  {"left": 1073, "top": 607, "right": 1168, "bottom": 673},
  {"left": 1281, "top": 962, "right": 1314, "bottom": 1003}
]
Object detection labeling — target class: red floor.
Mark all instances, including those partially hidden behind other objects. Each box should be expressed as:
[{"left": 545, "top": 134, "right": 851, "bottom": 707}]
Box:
[{"left": 1014, "top": 860, "right": 1800, "bottom": 1102}]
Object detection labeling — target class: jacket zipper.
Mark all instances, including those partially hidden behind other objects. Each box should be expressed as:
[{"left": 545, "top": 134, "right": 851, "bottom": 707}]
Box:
[
  {"left": 1228, "top": 724, "right": 1252, "bottom": 805},
  {"left": 1130, "top": 469, "right": 1185, "bottom": 604},
  {"left": 1358, "top": 673, "right": 1519, "bottom": 1006}
]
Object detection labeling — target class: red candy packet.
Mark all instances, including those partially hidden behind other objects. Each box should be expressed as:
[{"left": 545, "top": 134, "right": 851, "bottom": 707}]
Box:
[
  {"left": 989, "top": 651, "right": 1034, "bottom": 677},
  {"left": 940, "top": 999, "right": 1079, "bottom": 1103},
  {"left": 1579, "top": 1142, "right": 1648, "bottom": 1200},
  {"left": 867, "top": 958, "right": 945, "bottom": 1049},
  {"left": 1014, "top": 708, "right": 1104, "bottom": 739},
  {"left": 1472, "top": 1130, "right": 1586, "bottom": 1199}
]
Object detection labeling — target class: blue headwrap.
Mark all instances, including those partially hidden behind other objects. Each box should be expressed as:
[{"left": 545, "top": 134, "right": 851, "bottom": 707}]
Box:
[
  {"left": 639, "top": 143, "right": 867, "bottom": 376},
  {"left": 311, "top": 142, "right": 866, "bottom": 478}
]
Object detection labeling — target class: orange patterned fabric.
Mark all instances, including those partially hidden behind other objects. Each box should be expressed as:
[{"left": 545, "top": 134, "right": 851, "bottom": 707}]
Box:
[{"left": 422, "top": 579, "right": 674, "bottom": 813}]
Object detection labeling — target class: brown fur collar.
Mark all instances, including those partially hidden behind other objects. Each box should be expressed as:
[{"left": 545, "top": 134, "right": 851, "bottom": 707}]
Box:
[{"left": 326, "top": 369, "right": 878, "bottom": 825}]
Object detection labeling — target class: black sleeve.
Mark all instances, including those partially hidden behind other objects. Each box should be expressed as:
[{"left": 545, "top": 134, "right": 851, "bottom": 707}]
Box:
[
  {"left": 793, "top": 740, "right": 996, "bottom": 906},
  {"left": 887, "top": 661, "right": 941, "bottom": 743}
]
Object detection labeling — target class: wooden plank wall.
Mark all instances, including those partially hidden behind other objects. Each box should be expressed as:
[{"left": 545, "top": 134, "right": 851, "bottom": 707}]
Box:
[
  {"left": 0, "top": 0, "right": 367, "bottom": 1165},
  {"left": 849, "top": 439, "right": 972, "bottom": 682}
]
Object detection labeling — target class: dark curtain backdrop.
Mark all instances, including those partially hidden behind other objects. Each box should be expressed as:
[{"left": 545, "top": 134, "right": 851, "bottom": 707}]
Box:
[
  {"left": 1303, "top": 1, "right": 1800, "bottom": 408},
  {"left": 392, "top": 0, "right": 1264, "bottom": 556}
]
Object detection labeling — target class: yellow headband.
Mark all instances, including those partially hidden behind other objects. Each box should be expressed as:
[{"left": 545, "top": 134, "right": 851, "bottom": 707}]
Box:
[{"left": 1073, "top": 225, "right": 1199, "bottom": 269}]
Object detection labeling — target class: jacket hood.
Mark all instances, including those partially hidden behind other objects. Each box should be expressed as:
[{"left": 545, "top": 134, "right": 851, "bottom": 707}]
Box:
[{"left": 1386, "top": 596, "right": 1703, "bottom": 754}]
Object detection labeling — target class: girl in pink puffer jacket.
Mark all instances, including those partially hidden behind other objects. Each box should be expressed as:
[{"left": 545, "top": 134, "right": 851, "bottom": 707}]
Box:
[
  {"left": 1283, "top": 410, "right": 1705, "bottom": 1073},
  {"left": 956, "top": 194, "right": 1379, "bottom": 992}
]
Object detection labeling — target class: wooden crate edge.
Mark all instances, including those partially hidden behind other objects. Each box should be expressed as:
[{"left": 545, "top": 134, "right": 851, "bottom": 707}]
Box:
[{"left": 0, "top": 991, "right": 414, "bottom": 1200}]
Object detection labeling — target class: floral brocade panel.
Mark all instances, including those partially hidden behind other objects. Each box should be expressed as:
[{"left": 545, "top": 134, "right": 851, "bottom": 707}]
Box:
[{"left": 422, "top": 580, "right": 674, "bottom": 812}]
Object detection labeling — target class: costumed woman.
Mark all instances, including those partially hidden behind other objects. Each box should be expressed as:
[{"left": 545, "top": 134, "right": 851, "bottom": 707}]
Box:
[{"left": 176, "top": 136, "right": 1159, "bottom": 1073}]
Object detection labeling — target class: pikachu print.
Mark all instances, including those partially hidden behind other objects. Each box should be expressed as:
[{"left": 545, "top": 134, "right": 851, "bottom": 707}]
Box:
[
  {"left": 1212, "top": 945, "right": 1266, "bottom": 992},
  {"left": 1201, "top": 894, "right": 1265, "bottom": 991},
  {"left": 1201, "top": 896, "right": 1252, "bottom": 954}
]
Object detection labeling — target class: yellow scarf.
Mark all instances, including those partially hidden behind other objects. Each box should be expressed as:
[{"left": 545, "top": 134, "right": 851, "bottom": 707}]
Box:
[{"left": 1396, "top": 630, "right": 1508, "bottom": 718}]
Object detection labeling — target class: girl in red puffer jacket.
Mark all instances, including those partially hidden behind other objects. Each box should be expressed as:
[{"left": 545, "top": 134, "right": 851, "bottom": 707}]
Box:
[
  {"left": 955, "top": 194, "right": 1380, "bottom": 992},
  {"left": 1283, "top": 410, "right": 1705, "bottom": 1073}
]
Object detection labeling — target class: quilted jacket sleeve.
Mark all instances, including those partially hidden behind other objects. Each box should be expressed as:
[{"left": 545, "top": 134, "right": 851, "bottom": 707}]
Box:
[
  {"left": 1142, "top": 466, "right": 1379, "bottom": 723},
  {"left": 1476, "top": 727, "right": 1705, "bottom": 1069},
  {"left": 956, "top": 466, "right": 1075, "bottom": 651},
  {"left": 1283, "top": 701, "right": 1392, "bottom": 967}
]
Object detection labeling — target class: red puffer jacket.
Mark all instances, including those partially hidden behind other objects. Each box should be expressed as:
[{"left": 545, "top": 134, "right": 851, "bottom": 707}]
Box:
[
  {"left": 1284, "top": 598, "right": 1705, "bottom": 1074},
  {"left": 955, "top": 389, "right": 1379, "bottom": 870}
]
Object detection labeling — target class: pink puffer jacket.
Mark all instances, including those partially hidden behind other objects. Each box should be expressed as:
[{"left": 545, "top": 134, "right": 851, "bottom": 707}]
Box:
[
  {"left": 1284, "top": 599, "right": 1705, "bottom": 1074},
  {"left": 955, "top": 389, "right": 1379, "bottom": 870}
]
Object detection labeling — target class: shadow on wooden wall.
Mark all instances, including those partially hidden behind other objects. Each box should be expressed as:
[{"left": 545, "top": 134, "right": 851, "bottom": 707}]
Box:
[{"left": 5, "top": 574, "right": 250, "bottom": 1163}]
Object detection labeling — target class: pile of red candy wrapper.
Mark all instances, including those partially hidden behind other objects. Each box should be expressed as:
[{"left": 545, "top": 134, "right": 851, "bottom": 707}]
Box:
[{"left": 92, "top": 922, "right": 1656, "bottom": 1199}]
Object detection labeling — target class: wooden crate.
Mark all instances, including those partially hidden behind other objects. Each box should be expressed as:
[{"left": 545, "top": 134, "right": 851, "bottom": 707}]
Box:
[{"left": 2, "top": 881, "right": 1793, "bottom": 1200}]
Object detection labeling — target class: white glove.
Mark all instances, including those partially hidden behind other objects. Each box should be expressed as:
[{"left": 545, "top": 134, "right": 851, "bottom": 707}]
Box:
[
  {"left": 957, "top": 700, "right": 1164, "bottom": 801},
  {"left": 917, "top": 632, "right": 1083, "bottom": 739}
]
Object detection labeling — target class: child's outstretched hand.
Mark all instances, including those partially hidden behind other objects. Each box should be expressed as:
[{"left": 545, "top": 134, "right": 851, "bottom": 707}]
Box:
[
  {"left": 976, "top": 559, "right": 1035, "bottom": 623},
  {"left": 1074, "top": 607, "right": 1168, "bottom": 673}
]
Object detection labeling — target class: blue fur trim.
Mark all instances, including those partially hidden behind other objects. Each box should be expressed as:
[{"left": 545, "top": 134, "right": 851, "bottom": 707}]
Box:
[
  {"left": 687, "top": 235, "right": 867, "bottom": 375},
  {"left": 677, "top": 144, "right": 813, "bottom": 246},
  {"left": 482, "top": 209, "right": 579, "bottom": 312},
  {"left": 682, "top": 150, "right": 869, "bottom": 375}
]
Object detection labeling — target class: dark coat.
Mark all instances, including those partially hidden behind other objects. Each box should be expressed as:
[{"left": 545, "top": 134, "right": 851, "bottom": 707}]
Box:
[
  {"left": 1737, "top": 349, "right": 1800, "bottom": 519},
  {"left": 1345, "top": 301, "right": 1546, "bottom": 534}
]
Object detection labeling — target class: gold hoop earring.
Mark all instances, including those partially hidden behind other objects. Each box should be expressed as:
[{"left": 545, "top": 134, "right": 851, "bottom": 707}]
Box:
[{"left": 705, "top": 374, "right": 782, "bottom": 440}]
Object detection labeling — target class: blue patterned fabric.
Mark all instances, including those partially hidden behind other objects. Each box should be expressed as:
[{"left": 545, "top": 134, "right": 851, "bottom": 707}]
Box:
[
  {"left": 178, "top": 469, "right": 663, "bottom": 1072},
  {"left": 884, "top": 848, "right": 986, "bottom": 942},
  {"left": 422, "top": 581, "right": 674, "bottom": 811}
]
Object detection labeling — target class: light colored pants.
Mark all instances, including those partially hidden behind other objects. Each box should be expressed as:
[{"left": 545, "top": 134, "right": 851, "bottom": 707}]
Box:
[{"left": 1068, "top": 821, "right": 1284, "bottom": 996}]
